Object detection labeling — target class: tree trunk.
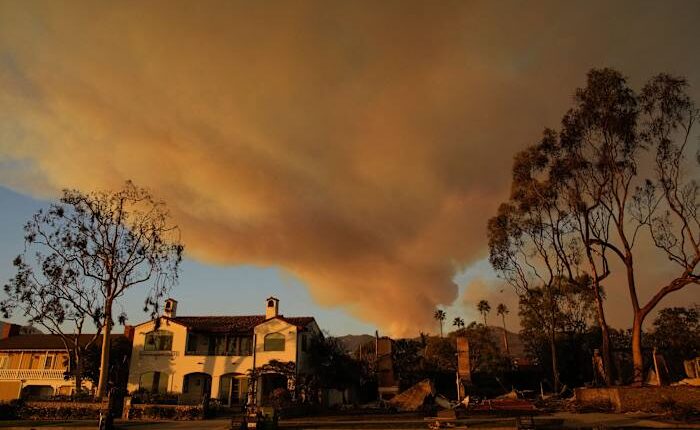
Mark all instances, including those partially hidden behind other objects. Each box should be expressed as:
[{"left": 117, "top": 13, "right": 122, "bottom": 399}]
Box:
[
  {"left": 631, "top": 312, "right": 645, "bottom": 386},
  {"left": 593, "top": 286, "right": 614, "bottom": 386},
  {"left": 96, "top": 301, "right": 113, "bottom": 399},
  {"left": 549, "top": 328, "right": 560, "bottom": 392},
  {"left": 501, "top": 316, "right": 510, "bottom": 357},
  {"left": 600, "top": 321, "right": 613, "bottom": 384},
  {"left": 74, "top": 349, "right": 83, "bottom": 395},
  {"left": 583, "top": 237, "right": 614, "bottom": 386}
]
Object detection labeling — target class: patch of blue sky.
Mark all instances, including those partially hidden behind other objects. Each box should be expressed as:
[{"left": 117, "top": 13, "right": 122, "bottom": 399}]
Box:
[{"left": 0, "top": 186, "right": 377, "bottom": 336}]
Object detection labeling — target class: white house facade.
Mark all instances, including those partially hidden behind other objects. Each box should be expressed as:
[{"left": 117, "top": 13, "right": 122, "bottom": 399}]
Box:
[{"left": 126, "top": 297, "right": 321, "bottom": 406}]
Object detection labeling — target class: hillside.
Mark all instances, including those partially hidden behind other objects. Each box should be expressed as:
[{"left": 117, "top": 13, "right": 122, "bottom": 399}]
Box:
[
  {"left": 336, "top": 327, "right": 527, "bottom": 358},
  {"left": 336, "top": 334, "right": 375, "bottom": 353}
]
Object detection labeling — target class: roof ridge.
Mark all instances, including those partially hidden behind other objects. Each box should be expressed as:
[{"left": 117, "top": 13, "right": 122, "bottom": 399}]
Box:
[
  {"left": 174, "top": 315, "right": 265, "bottom": 318},
  {"left": 173, "top": 315, "right": 315, "bottom": 319}
]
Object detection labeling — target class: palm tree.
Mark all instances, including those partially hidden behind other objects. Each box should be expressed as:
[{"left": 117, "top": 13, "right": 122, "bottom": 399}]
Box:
[
  {"left": 477, "top": 300, "right": 491, "bottom": 326},
  {"left": 434, "top": 309, "right": 447, "bottom": 337},
  {"left": 453, "top": 317, "right": 465, "bottom": 331},
  {"left": 496, "top": 303, "right": 511, "bottom": 356}
]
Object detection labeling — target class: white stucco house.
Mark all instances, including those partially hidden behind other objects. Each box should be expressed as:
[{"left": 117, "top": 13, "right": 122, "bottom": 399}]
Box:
[{"left": 126, "top": 297, "right": 321, "bottom": 406}]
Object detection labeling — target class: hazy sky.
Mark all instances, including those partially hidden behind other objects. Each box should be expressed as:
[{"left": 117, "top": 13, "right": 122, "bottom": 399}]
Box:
[{"left": 0, "top": 0, "right": 699, "bottom": 336}]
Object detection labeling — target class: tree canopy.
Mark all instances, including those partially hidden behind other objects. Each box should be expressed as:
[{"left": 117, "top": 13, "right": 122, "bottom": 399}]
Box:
[{"left": 2, "top": 181, "right": 183, "bottom": 397}]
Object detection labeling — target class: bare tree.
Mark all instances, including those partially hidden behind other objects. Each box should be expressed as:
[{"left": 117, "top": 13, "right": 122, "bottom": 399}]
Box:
[
  {"left": 2, "top": 256, "right": 102, "bottom": 393},
  {"left": 497, "top": 68, "right": 699, "bottom": 385},
  {"left": 2, "top": 181, "right": 183, "bottom": 398},
  {"left": 626, "top": 74, "right": 700, "bottom": 383},
  {"left": 487, "top": 136, "right": 585, "bottom": 391},
  {"left": 561, "top": 70, "right": 699, "bottom": 384}
]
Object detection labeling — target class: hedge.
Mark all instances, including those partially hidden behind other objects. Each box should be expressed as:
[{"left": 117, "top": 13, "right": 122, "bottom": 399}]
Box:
[{"left": 126, "top": 404, "right": 204, "bottom": 420}]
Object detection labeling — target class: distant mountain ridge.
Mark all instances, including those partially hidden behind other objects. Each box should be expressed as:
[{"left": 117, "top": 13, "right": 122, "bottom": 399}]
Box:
[
  {"left": 336, "top": 326, "right": 526, "bottom": 358},
  {"left": 335, "top": 334, "right": 375, "bottom": 353}
]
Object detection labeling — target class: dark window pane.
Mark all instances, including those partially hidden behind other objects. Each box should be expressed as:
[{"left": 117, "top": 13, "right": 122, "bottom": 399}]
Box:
[{"left": 264, "top": 333, "right": 285, "bottom": 351}]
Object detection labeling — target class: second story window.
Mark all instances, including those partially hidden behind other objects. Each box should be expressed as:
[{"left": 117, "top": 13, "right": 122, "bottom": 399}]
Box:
[
  {"left": 264, "top": 333, "right": 285, "bottom": 351},
  {"left": 185, "top": 333, "right": 254, "bottom": 356},
  {"left": 186, "top": 333, "right": 200, "bottom": 354},
  {"left": 29, "top": 355, "right": 42, "bottom": 369},
  {"left": 238, "top": 336, "right": 253, "bottom": 356},
  {"left": 144, "top": 330, "right": 173, "bottom": 351},
  {"left": 44, "top": 354, "right": 55, "bottom": 369},
  {"left": 209, "top": 335, "right": 227, "bottom": 356}
]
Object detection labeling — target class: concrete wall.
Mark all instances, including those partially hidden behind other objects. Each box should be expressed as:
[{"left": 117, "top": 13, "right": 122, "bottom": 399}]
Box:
[{"left": 575, "top": 386, "right": 700, "bottom": 412}]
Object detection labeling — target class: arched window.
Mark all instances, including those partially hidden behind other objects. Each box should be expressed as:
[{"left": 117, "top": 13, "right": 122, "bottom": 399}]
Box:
[
  {"left": 144, "top": 330, "right": 173, "bottom": 351},
  {"left": 139, "top": 371, "right": 169, "bottom": 393},
  {"left": 264, "top": 333, "right": 285, "bottom": 351}
]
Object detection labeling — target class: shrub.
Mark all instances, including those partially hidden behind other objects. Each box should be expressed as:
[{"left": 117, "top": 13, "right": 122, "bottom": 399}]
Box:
[
  {"left": 128, "top": 404, "right": 204, "bottom": 420},
  {"left": 269, "top": 387, "right": 292, "bottom": 409},
  {"left": 129, "top": 389, "right": 179, "bottom": 405},
  {"left": 17, "top": 402, "right": 102, "bottom": 420},
  {"left": 0, "top": 399, "right": 24, "bottom": 420}
]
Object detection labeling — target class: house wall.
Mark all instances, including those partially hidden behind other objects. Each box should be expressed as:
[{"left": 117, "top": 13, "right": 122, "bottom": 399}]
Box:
[
  {"left": 126, "top": 317, "right": 303, "bottom": 401},
  {"left": 296, "top": 321, "right": 321, "bottom": 374},
  {"left": 0, "top": 350, "right": 74, "bottom": 401},
  {"left": 0, "top": 381, "right": 21, "bottom": 401}
]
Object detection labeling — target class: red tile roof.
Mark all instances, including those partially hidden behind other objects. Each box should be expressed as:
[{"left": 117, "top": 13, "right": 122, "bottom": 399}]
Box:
[{"left": 170, "top": 315, "right": 315, "bottom": 334}]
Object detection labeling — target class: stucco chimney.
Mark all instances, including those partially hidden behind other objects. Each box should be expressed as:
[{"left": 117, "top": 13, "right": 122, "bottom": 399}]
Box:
[
  {"left": 123, "top": 325, "right": 135, "bottom": 341},
  {"left": 265, "top": 296, "right": 279, "bottom": 319},
  {"left": 164, "top": 298, "right": 178, "bottom": 318},
  {"left": 0, "top": 322, "right": 21, "bottom": 339}
]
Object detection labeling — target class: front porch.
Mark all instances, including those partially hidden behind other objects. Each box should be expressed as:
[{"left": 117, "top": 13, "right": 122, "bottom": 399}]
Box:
[
  {"left": 0, "top": 369, "right": 79, "bottom": 400},
  {"left": 161, "top": 371, "right": 293, "bottom": 406}
]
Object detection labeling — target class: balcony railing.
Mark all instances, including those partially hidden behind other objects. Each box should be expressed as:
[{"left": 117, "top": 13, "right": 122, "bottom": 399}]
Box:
[{"left": 0, "top": 369, "right": 66, "bottom": 380}]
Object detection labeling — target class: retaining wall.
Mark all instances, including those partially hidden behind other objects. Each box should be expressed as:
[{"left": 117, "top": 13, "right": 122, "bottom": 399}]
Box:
[{"left": 574, "top": 386, "right": 700, "bottom": 412}]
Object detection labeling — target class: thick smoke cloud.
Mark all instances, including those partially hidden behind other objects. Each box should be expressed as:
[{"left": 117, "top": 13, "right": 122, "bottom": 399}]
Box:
[{"left": 1, "top": 0, "right": 699, "bottom": 335}]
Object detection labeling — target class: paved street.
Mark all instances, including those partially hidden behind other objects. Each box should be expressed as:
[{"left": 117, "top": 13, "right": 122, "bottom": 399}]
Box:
[{"left": 1, "top": 412, "right": 699, "bottom": 430}]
